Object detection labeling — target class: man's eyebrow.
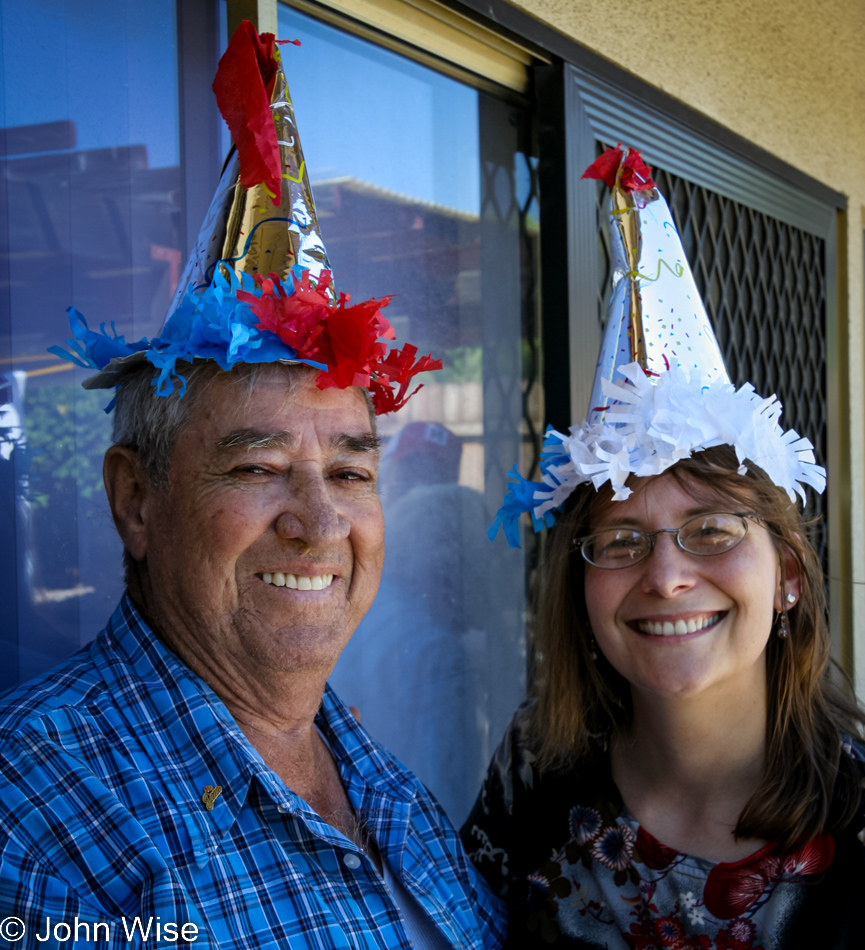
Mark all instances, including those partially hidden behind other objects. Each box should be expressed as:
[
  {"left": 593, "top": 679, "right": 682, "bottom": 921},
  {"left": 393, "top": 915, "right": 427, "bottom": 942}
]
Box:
[
  {"left": 331, "top": 433, "right": 382, "bottom": 454},
  {"left": 215, "top": 428, "right": 296, "bottom": 451},
  {"left": 214, "top": 429, "right": 380, "bottom": 454}
]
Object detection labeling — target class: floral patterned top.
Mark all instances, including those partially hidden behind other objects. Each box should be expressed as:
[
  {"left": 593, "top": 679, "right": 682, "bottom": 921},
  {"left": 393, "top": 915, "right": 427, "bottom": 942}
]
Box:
[{"left": 460, "top": 704, "right": 865, "bottom": 949}]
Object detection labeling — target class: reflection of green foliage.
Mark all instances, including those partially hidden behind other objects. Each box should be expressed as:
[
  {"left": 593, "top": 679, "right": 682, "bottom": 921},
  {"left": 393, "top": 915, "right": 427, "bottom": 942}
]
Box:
[
  {"left": 437, "top": 346, "right": 482, "bottom": 384},
  {"left": 24, "top": 385, "right": 113, "bottom": 509}
]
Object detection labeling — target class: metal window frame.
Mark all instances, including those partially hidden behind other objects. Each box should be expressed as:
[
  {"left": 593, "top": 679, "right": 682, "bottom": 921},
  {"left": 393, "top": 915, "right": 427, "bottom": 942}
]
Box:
[
  {"left": 176, "top": 0, "right": 224, "bottom": 259},
  {"left": 284, "top": 0, "right": 540, "bottom": 92},
  {"left": 222, "top": 0, "right": 546, "bottom": 96}
]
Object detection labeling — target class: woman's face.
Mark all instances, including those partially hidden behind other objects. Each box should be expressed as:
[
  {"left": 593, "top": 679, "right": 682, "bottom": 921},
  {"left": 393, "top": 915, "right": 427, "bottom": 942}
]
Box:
[{"left": 583, "top": 472, "right": 792, "bottom": 703}]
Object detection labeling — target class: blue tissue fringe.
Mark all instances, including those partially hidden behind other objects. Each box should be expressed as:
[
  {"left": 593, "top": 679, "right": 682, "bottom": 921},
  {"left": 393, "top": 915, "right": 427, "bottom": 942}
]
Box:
[
  {"left": 488, "top": 427, "right": 570, "bottom": 547},
  {"left": 50, "top": 265, "right": 327, "bottom": 402}
]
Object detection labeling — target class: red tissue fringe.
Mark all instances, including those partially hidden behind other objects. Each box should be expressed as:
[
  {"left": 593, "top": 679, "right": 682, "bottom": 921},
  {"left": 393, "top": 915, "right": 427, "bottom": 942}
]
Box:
[
  {"left": 581, "top": 144, "right": 657, "bottom": 194},
  {"left": 238, "top": 271, "right": 443, "bottom": 415}
]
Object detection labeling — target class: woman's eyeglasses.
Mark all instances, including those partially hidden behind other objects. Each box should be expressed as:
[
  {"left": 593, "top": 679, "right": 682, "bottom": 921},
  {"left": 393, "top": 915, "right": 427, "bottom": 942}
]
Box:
[{"left": 573, "top": 513, "right": 756, "bottom": 570}]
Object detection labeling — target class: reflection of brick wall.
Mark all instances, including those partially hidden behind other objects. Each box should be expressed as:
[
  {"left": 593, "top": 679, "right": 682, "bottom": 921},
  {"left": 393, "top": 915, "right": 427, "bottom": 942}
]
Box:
[
  {"left": 0, "top": 128, "right": 181, "bottom": 355},
  {"left": 313, "top": 178, "right": 481, "bottom": 351},
  {"left": 319, "top": 179, "right": 489, "bottom": 492},
  {"left": 378, "top": 382, "right": 481, "bottom": 436},
  {"left": 458, "top": 443, "right": 485, "bottom": 494},
  {"left": 379, "top": 381, "right": 482, "bottom": 435}
]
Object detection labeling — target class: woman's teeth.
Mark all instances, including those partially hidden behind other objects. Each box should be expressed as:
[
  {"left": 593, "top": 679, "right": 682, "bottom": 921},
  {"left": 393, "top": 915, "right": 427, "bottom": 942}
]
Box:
[
  {"left": 637, "top": 614, "right": 720, "bottom": 636},
  {"left": 261, "top": 572, "right": 334, "bottom": 591}
]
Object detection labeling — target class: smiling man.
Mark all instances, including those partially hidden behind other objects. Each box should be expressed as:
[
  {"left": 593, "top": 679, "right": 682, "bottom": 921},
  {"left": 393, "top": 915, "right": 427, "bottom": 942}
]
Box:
[
  {"left": 0, "top": 20, "right": 505, "bottom": 950},
  {"left": 0, "top": 359, "right": 505, "bottom": 950}
]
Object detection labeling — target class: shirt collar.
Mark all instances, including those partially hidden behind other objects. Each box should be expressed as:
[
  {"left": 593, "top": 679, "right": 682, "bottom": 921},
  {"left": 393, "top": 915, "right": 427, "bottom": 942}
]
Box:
[
  {"left": 91, "top": 595, "right": 417, "bottom": 866},
  {"left": 316, "top": 683, "right": 418, "bottom": 804}
]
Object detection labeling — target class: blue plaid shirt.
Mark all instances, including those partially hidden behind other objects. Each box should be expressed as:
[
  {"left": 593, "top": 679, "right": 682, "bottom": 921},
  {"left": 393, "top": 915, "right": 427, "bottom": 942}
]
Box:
[{"left": 0, "top": 596, "right": 506, "bottom": 949}]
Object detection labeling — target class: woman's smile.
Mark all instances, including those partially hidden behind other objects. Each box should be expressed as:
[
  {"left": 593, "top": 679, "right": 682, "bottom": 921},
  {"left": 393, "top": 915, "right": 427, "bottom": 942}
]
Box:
[
  {"left": 585, "top": 473, "right": 782, "bottom": 700},
  {"left": 631, "top": 611, "right": 727, "bottom": 637}
]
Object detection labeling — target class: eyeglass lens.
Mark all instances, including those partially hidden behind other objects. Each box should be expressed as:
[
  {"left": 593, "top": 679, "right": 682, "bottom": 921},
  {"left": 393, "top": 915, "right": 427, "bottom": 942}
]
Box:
[{"left": 581, "top": 513, "right": 749, "bottom": 569}]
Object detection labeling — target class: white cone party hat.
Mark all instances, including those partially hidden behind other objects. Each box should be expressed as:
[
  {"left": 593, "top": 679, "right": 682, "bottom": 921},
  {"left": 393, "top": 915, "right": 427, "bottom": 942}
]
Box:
[{"left": 490, "top": 145, "right": 825, "bottom": 548}]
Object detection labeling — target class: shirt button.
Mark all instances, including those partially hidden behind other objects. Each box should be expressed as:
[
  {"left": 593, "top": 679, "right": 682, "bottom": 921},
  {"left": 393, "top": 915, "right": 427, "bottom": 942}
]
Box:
[
  {"left": 343, "top": 852, "right": 362, "bottom": 870},
  {"left": 277, "top": 805, "right": 289, "bottom": 814}
]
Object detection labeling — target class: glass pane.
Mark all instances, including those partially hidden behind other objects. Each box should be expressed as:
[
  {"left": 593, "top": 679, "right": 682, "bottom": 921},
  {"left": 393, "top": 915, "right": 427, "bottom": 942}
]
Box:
[
  {"left": 0, "top": 0, "right": 179, "bottom": 688},
  {"left": 274, "top": 6, "right": 537, "bottom": 823}
]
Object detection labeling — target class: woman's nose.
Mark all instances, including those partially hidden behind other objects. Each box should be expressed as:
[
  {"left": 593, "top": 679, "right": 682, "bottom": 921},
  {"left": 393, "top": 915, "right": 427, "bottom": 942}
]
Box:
[{"left": 640, "top": 531, "right": 696, "bottom": 596}]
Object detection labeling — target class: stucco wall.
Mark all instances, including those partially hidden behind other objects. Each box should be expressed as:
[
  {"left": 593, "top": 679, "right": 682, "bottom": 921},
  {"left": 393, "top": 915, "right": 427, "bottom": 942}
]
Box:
[{"left": 508, "top": 0, "right": 865, "bottom": 690}]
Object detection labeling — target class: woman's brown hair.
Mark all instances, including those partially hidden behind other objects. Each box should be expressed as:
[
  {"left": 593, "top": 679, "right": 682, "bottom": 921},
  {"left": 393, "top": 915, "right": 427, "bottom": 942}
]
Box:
[{"left": 529, "top": 444, "right": 865, "bottom": 850}]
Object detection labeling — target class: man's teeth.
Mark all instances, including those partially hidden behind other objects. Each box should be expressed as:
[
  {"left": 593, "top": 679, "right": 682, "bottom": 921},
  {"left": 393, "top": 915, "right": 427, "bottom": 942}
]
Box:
[
  {"left": 261, "top": 572, "right": 334, "bottom": 591},
  {"left": 638, "top": 614, "right": 720, "bottom": 636}
]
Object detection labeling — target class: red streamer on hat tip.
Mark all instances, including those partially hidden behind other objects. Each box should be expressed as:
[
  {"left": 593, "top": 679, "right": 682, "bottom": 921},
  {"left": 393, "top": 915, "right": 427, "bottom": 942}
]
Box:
[
  {"left": 581, "top": 144, "right": 656, "bottom": 193},
  {"left": 212, "top": 20, "right": 282, "bottom": 199}
]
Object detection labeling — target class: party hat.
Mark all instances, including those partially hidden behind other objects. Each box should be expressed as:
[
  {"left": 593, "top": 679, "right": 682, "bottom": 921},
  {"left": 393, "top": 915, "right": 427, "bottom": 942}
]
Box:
[
  {"left": 50, "top": 21, "right": 441, "bottom": 415},
  {"left": 171, "top": 23, "right": 330, "bottom": 309},
  {"left": 490, "top": 145, "right": 825, "bottom": 548}
]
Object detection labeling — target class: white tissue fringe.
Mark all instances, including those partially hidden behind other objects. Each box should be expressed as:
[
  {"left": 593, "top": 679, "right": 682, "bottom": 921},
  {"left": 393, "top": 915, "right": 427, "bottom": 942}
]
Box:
[{"left": 533, "top": 363, "right": 826, "bottom": 518}]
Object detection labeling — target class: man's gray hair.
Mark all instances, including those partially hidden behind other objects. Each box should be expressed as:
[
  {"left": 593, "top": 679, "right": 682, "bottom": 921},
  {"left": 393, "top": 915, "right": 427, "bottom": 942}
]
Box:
[{"left": 112, "top": 359, "right": 232, "bottom": 488}]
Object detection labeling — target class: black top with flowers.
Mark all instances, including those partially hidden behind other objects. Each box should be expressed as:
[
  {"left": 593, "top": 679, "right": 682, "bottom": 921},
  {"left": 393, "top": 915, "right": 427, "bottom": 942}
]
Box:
[{"left": 460, "top": 704, "right": 865, "bottom": 950}]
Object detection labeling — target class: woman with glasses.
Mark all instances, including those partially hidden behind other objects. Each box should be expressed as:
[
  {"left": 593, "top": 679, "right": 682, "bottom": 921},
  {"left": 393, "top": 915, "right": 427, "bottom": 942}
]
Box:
[
  {"left": 461, "top": 148, "right": 865, "bottom": 948},
  {"left": 462, "top": 446, "right": 865, "bottom": 948}
]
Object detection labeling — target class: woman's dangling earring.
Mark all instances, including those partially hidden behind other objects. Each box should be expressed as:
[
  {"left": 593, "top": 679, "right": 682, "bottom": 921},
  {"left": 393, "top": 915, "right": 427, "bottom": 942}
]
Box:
[
  {"left": 778, "top": 591, "right": 795, "bottom": 639},
  {"left": 588, "top": 636, "right": 599, "bottom": 662}
]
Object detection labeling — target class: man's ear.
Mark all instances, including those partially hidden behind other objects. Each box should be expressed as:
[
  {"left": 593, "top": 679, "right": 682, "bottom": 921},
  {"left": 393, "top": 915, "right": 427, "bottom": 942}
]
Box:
[{"left": 103, "top": 446, "right": 152, "bottom": 562}]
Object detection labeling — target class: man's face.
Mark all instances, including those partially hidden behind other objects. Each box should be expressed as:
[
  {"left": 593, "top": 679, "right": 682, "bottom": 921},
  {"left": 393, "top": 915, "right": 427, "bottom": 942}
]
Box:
[{"left": 138, "top": 367, "right": 384, "bottom": 680}]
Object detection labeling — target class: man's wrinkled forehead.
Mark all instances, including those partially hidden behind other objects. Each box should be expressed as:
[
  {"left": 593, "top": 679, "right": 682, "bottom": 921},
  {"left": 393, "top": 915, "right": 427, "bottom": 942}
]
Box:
[{"left": 205, "top": 374, "right": 379, "bottom": 459}]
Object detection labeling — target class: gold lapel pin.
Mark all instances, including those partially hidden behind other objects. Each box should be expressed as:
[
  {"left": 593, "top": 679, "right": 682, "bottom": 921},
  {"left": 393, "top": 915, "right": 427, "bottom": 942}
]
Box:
[{"left": 202, "top": 784, "right": 223, "bottom": 811}]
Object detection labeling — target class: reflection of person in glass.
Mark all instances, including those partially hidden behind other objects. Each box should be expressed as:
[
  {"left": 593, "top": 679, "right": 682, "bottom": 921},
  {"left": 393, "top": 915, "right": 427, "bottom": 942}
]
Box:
[
  {"left": 0, "top": 371, "right": 35, "bottom": 691},
  {"left": 333, "top": 422, "right": 492, "bottom": 823},
  {"left": 0, "top": 23, "right": 505, "bottom": 949},
  {"left": 462, "top": 147, "right": 865, "bottom": 947}
]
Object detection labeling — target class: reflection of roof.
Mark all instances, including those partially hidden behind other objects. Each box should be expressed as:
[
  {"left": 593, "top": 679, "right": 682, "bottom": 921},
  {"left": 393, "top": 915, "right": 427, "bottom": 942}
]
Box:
[
  {"left": 4, "top": 125, "right": 488, "bottom": 374},
  {"left": 312, "top": 176, "right": 479, "bottom": 223}
]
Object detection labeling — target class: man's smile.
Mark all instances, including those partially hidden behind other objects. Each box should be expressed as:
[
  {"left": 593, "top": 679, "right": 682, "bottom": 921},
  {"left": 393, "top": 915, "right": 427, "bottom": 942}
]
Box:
[{"left": 259, "top": 572, "right": 336, "bottom": 590}]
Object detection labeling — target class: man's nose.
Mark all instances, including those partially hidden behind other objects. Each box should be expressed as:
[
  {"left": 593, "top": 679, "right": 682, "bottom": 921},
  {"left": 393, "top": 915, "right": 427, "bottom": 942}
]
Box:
[
  {"left": 275, "top": 469, "right": 350, "bottom": 546},
  {"left": 640, "top": 531, "right": 696, "bottom": 596}
]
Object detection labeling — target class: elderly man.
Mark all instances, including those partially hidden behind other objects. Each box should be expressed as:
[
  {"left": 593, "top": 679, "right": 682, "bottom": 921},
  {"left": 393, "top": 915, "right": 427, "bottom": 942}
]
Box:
[
  {"left": 0, "top": 21, "right": 505, "bottom": 950},
  {"left": 0, "top": 359, "right": 504, "bottom": 948}
]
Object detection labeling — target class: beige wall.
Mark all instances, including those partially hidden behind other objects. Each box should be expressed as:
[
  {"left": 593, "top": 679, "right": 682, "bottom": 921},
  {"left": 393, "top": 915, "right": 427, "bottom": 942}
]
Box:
[{"left": 509, "top": 0, "right": 865, "bottom": 691}]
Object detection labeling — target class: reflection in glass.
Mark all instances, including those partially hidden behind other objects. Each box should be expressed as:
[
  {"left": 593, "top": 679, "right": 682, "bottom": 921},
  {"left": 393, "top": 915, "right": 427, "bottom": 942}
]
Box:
[
  {"left": 275, "top": 7, "right": 540, "bottom": 822},
  {"left": 0, "top": 0, "right": 178, "bottom": 687}
]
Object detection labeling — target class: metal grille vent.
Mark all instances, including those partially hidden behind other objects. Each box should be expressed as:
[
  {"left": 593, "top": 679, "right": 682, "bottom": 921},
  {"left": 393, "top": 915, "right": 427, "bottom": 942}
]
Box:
[{"left": 595, "top": 156, "right": 827, "bottom": 562}]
